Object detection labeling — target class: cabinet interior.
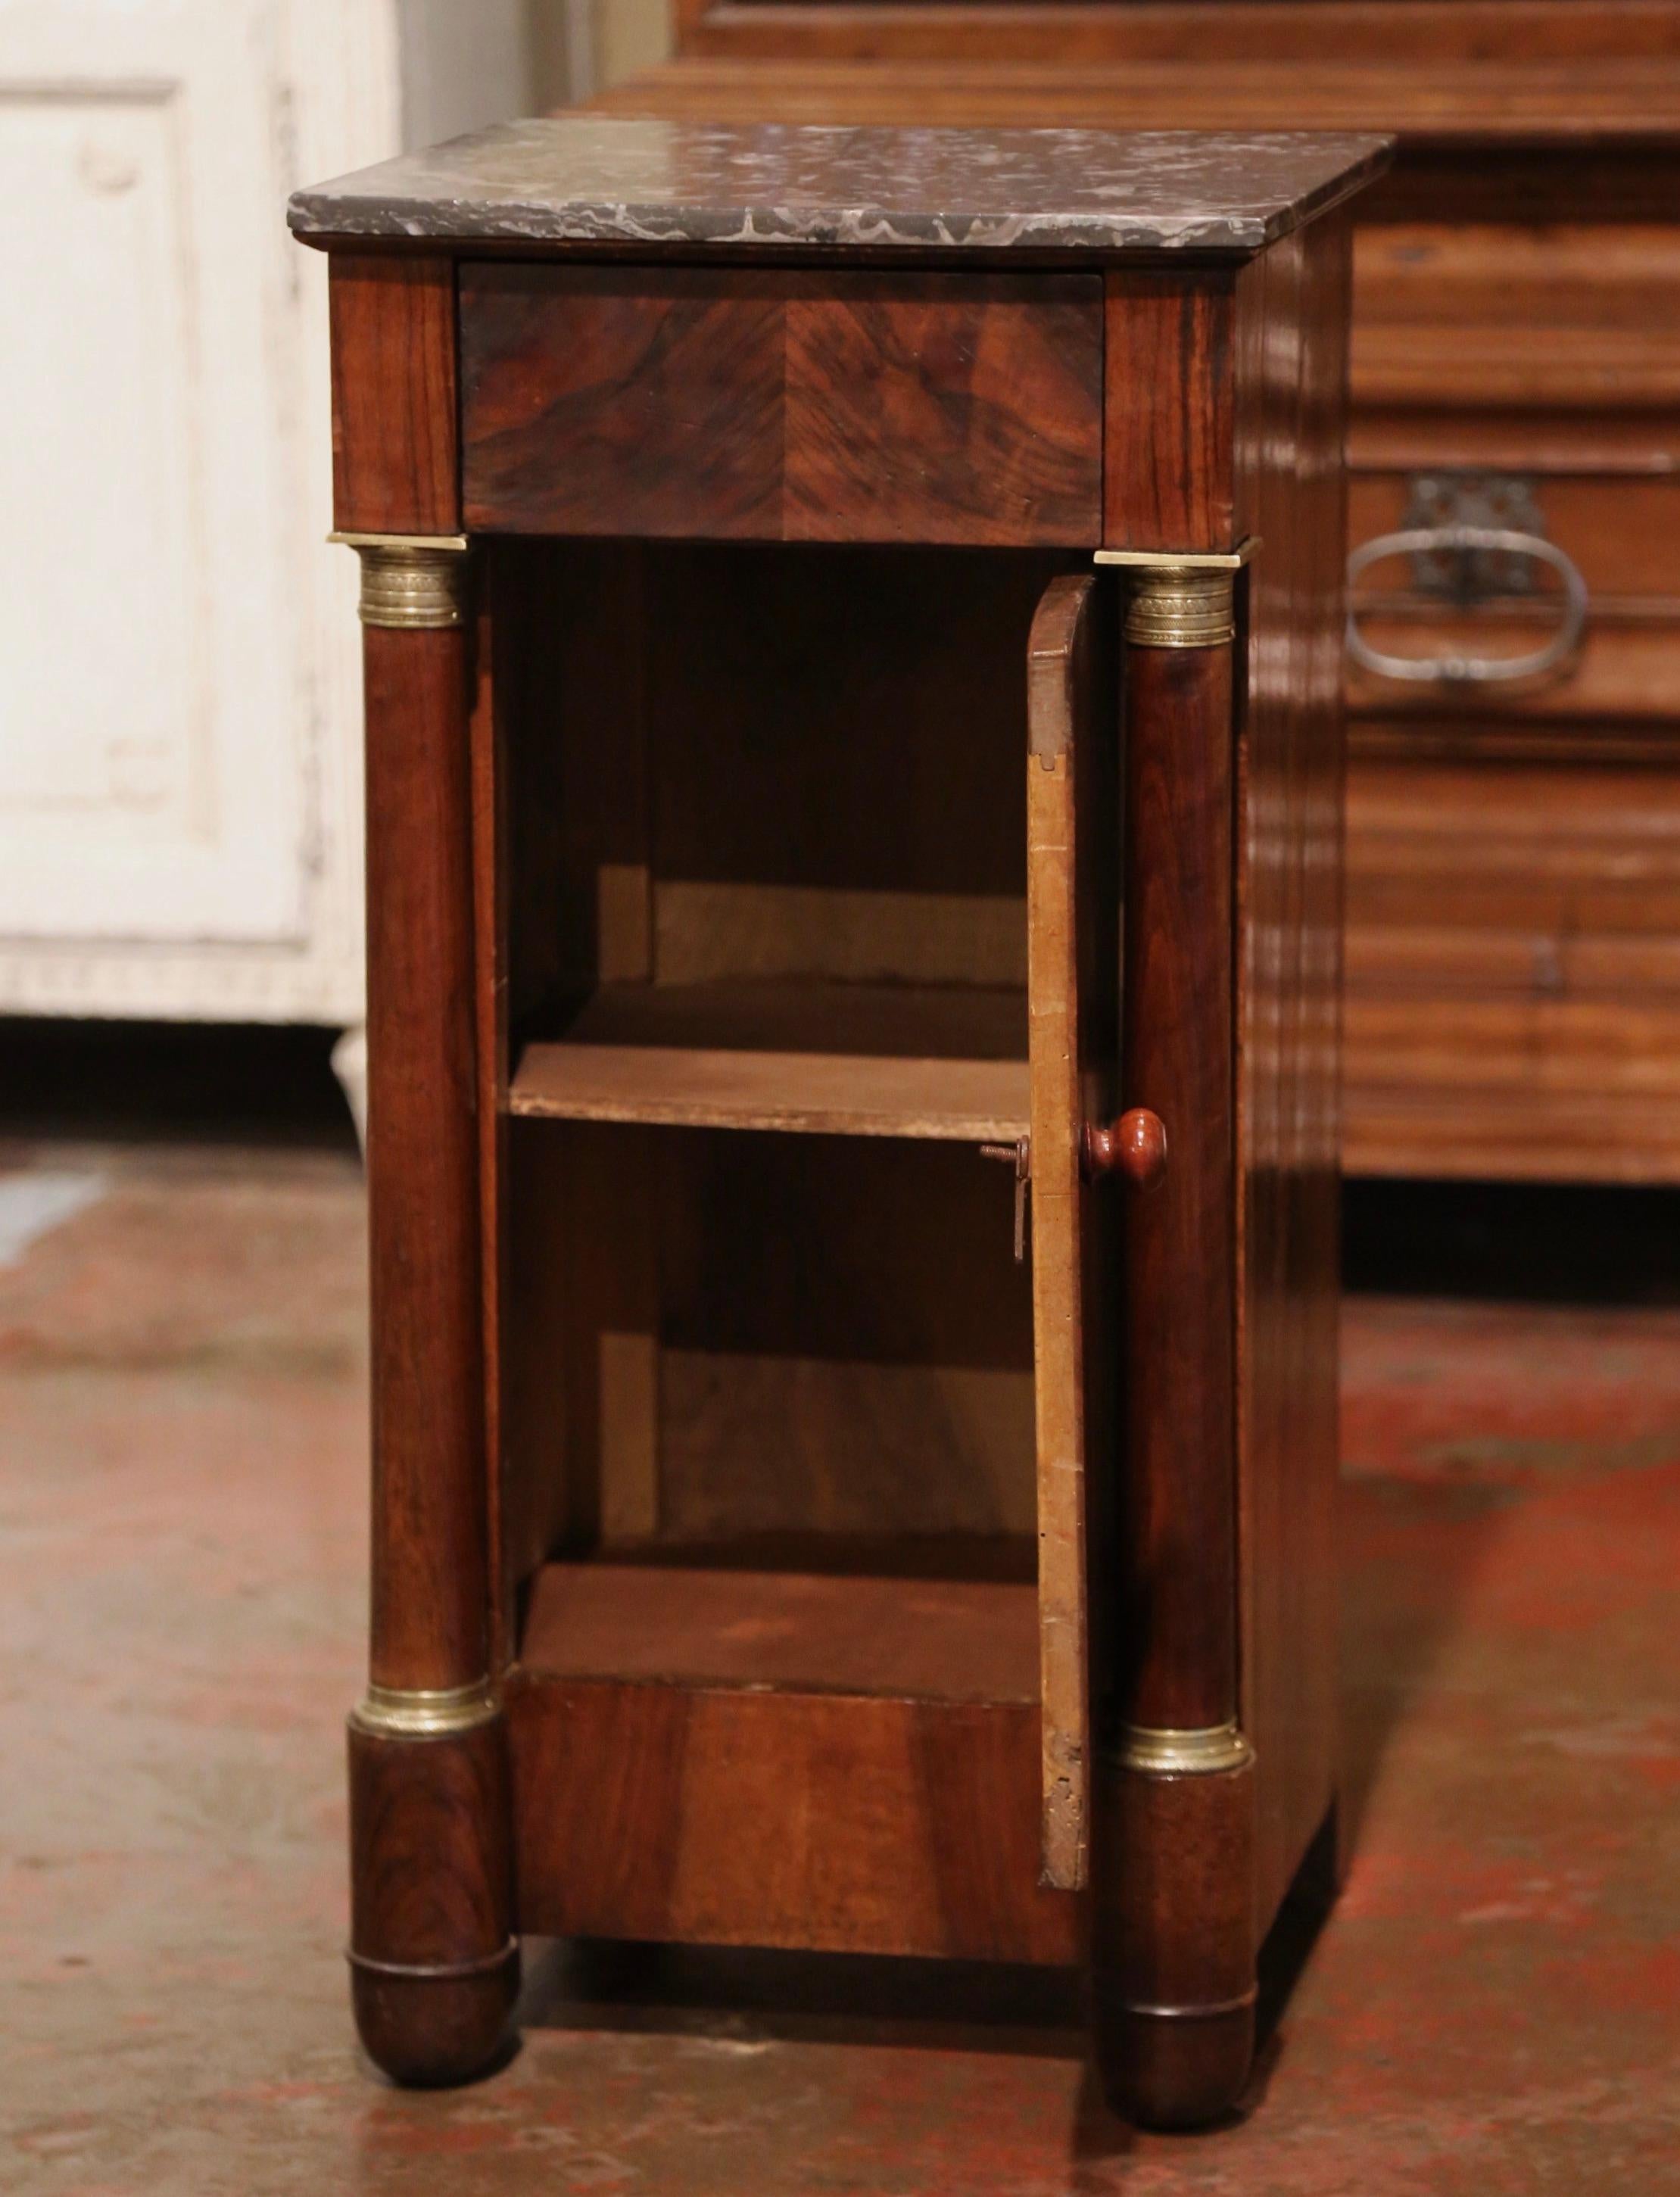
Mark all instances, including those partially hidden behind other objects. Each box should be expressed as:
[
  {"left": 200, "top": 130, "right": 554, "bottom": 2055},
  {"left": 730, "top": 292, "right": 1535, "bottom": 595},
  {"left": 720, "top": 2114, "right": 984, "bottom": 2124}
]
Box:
[{"left": 492, "top": 540, "right": 1083, "bottom": 1690}]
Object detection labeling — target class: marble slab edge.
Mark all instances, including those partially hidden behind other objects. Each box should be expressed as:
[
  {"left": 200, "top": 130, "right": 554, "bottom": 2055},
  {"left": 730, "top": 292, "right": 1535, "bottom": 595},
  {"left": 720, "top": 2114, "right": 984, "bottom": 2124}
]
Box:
[{"left": 287, "top": 126, "right": 1392, "bottom": 257}]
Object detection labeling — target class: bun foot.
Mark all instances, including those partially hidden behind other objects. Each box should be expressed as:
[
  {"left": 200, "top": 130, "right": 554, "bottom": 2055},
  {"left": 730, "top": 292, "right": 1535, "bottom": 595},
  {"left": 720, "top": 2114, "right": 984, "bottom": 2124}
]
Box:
[
  {"left": 1092, "top": 1987, "right": 1255, "bottom": 2130},
  {"left": 348, "top": 1707, "right": 516, "bottom": 2087},
  {"left": 351, "top": 1941, "right": 520, "bottom": 2086},
  {"left": 1089, "top": 1742, "right": 1257, "bottom": 2129}
]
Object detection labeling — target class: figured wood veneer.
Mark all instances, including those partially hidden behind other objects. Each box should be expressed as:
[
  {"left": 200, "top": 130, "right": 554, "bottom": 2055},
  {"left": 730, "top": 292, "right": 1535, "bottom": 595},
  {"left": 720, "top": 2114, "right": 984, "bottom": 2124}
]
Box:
[
  {"left": 510, "top": 1563, "right": 1077, "bottom": 1964},
  {"left": 460, "top": 267, "right": 1105, "bottom": 547},
  {"left": 510, "top": 1676, "right": 1080, "bottom": 1962}
]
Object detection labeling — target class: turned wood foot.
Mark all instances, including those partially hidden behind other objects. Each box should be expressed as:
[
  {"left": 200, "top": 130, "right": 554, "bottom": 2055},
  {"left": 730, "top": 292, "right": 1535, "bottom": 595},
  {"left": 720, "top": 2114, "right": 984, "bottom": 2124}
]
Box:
[
  {"left": 1093, "top": 1990, "right": 1255, "bottom": 2132},
  {"left": 348, "top": 1709, "right": 518, "bottom": 2085},
  {"left": 351, "top": 1948, "right": 519, "bottom": 2089},
  {"left": 1090, "top": 1741, "right": 1258, "bottom": 2129}
]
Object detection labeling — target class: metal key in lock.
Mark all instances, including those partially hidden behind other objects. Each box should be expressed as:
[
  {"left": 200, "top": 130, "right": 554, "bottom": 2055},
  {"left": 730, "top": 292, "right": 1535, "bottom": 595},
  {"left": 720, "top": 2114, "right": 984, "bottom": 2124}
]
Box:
[{"left": 980, "top": 1136, "right": 1030, "bottom": 1261}]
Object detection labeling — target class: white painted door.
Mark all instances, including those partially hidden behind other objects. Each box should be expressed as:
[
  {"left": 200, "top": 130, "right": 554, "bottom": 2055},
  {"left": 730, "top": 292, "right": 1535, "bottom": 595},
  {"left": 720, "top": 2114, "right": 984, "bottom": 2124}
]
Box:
[{"left": 0, "top": 0, "right": 308, "bottom": 943}]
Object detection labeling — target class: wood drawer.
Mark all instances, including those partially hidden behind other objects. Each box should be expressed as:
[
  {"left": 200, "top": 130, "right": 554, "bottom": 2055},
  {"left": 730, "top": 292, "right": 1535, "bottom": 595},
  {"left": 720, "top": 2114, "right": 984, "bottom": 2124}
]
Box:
[
  {"left": 460, "top": 265, "right": 1104, "bottom": 546},
  {"left": 1346, "top": 473, "right": 1680, "bottom": 723},
  {"left": 1344, "top": 757, "right": 1680, "bottom": 1180},
  {"left": 1352, "top": 223, "right": 1680, "bottom": 416}
]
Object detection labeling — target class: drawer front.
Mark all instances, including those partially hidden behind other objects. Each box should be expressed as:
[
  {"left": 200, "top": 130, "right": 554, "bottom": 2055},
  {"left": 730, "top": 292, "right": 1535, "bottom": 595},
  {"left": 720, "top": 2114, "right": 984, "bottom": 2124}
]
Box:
[
  {"left": 1352, "top": 223, "right": 1680, "bottom": 416},
  {"left": 1346, "top": 472, "right": 1680, "bottom": 723},
  {"left": 1344, "top": 756, "right": 1680, "bottom": 1180},
  {"left": 1347, "top": 217, "right": 1680, "bottom": 723},
  {"left": 460, "top": 266, "right": 1104, "bottom": 547}
]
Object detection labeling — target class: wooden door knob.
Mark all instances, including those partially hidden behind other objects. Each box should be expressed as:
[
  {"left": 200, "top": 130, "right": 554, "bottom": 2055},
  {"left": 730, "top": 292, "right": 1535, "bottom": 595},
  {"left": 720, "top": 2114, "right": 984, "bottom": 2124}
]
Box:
[{"left": 1084, "top": 1108, "right": 1167, "bottom": 1189}]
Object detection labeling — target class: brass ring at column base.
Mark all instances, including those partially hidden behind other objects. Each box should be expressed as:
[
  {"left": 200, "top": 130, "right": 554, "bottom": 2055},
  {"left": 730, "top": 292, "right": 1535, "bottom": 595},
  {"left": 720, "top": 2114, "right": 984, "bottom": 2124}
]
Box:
[
  {"left": 331, "top": 531, "right": 472, "bottom": 631},
  {"left": 349, "top": 1678, "right": 500, "bottom": 1738},
  {"left": 1125, "top": 566, "right": 1237, "bottom": 650},
  {"left": 1111, "top": 1720, "right": 1254, "bottom": 1776}
]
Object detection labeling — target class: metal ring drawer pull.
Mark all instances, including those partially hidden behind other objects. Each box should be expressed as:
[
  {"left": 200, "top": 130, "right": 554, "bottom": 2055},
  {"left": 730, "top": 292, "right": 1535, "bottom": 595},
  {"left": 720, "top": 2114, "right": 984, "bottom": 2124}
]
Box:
[{"left": 1346, "top": 524, "right": 1588, "bottom": 686}]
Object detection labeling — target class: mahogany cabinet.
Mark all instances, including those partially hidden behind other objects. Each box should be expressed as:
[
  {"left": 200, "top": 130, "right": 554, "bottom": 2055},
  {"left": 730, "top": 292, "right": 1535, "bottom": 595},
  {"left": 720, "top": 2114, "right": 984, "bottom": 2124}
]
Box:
[
  {"left": 290, "top": 116, "right": 1384, "bottom": 2127},
  {"left": 597, "top": 2, "right": 1680, "bottom": 1184}
]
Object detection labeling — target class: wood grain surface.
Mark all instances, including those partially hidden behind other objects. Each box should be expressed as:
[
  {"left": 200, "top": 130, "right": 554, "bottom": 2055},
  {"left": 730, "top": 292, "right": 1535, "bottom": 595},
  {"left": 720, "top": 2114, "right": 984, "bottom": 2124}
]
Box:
[
  {"left": 607, "top": 48, "right": 1680, "bottom": 139},
  {"left": 348, "top": 1721, "right": 516, "bottom": 2084},
  {"left": 1089, "top": 1749, "right": 1255, "bottom": 2128},
  {"left": 1024, "top": 572, "right": 1117, "bottom": 1892},
  {"left": 509, "top": 975, "right": 1028, "bottom": 1141},
  {"left": 509, "top": 1671, "right": 1080, "bottom": 1964},
  {"left": 671, "top": 1, "right": 1680, "bottom": 70},
  {"left": 361, "top": 624, "right": 490, "bottom": 1694},
  {"left": 461, "top": 267, "right": 1103, "bottom": 546},
  {"left": 1232, "top": 220, "right": 1348, "bottom": 1926},
  {"left": 1102, "top": 272, "right": 1246, "bottom": 1752},
  {"left": 508, "top": 980, "right": 1030, "bottom": 1139},
  {"left": 656, "top": 1131, "right": 1036, "bottom": 1541},
  {"left": 329, "top": 256, "right": 459, "bottom": 535},
  {"left": 521, "top": 1560, "right": 1039, "bottom": 1700},
  {"left": 1115, "top": 636, "right": 1239, "bottom": 1737},
  {"left": 1104, "top": 274, "right": 1239, "bottom": 551},
  {"left": 469, "top": 569, "right": 512, "bottom": 1669},
  {"left": 512, "top": 1036, "right": 1028, "bottom": 1142}
]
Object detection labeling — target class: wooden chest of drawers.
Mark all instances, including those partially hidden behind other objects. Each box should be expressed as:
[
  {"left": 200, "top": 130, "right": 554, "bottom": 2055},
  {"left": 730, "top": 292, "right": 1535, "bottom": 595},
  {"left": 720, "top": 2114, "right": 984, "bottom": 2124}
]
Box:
[
  {"left": 602, "top": 0, "right": 1680, "bottom": 1182},
  {"left": 1346, "top": 214, "right": 1680, "bottom": 1178}
]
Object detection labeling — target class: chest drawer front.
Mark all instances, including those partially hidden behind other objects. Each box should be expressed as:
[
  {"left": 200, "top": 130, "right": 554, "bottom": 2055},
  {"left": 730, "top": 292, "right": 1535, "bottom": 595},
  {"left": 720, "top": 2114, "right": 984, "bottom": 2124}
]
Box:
[
  {"left": 1352, "top": 223, "right": 1680, "bottom": 415},
  {"left": 1347, "top": 472, "right": 1680, "bottom": 723},
  {"left": 460, "top": 266, "right": 1104, "bottom": 547}
]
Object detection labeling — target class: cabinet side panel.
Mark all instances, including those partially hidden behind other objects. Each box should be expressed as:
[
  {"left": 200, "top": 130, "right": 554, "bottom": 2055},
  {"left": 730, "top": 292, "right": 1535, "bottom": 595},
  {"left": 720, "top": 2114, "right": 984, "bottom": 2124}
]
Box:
[{"left": 1236, "top": 215, "right": 1349, "bottom": 1931}]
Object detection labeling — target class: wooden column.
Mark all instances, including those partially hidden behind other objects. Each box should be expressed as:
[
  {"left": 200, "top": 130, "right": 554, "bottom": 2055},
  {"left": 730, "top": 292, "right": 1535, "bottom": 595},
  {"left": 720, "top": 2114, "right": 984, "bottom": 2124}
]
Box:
[
  {"left": 339, "top": 532, "right": 517, "bottom": 2084},
  {"left": 1090, "top": 553, "right": 1255, "bottom": 2130}
]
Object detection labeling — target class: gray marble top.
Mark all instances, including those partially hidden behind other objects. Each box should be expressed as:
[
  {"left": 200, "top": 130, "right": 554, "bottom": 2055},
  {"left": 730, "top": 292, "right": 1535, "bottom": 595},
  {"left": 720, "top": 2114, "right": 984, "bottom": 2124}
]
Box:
[{"left": 288, "top": 117, "right": 1389, "bottom": 256}]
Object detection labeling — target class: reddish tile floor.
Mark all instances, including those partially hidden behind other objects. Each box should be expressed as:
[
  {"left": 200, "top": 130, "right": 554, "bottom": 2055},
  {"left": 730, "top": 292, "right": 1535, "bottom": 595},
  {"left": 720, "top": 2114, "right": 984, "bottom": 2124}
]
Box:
[{"left": 4, "top": 1137, "right": 1678, "bottom": 2194}]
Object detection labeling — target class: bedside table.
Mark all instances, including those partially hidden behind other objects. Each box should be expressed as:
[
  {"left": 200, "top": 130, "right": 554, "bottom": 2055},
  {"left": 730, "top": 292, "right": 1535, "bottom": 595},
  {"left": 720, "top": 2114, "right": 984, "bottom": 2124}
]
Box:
[{"left": 289, "top": 116, "right": 1385, "bottom": 2128}]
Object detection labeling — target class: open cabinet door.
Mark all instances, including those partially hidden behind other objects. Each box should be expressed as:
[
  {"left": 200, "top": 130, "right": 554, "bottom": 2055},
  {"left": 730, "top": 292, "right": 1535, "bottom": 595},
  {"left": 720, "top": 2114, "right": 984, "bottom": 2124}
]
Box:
[{"left": 1026, "top": 572, "right": 1119, "bottom": 1892}]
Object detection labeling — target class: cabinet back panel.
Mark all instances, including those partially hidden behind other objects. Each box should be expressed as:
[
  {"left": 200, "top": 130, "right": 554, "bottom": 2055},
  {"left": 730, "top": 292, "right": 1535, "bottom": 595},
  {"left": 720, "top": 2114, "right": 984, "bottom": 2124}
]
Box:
[
  {"left": 500, "top": 1124, "right": 1035, "bottom": 1572},
  {"left": 493, "top": 541, "right": 1058, "bottom": 1584},
  {"left": 659, "top": 1134, "right": 1035, "bottom": 1541},
  {"left": 497, "top": 540, "right": 1074, "bottom": 1018}
]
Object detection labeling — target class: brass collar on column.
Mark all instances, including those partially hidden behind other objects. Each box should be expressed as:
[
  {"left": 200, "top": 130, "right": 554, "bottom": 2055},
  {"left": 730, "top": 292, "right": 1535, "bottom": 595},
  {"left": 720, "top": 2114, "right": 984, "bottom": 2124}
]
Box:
[
  {"left": 330, "top": 531, "right": 472, "bottom": 631},
  {"left": 350, "top": 1678, "right": 500, "bottom": 1738},
  {"left": 1094, "top": 538, "right": 1259, "bottom": 650},
  {"left": 1112, "top": 1720, "right": 1255, "bottom": 1776}
]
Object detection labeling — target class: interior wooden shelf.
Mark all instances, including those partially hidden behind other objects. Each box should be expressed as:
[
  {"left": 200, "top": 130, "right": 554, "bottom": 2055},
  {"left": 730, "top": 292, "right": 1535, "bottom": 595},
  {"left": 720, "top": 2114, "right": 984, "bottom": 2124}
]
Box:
[
  {"left": 507, "top": 980, "right": 1030, "bottom": 1142},
  {"left": 518, "top": 1558, "right": 1039, "bottom": 1706}
]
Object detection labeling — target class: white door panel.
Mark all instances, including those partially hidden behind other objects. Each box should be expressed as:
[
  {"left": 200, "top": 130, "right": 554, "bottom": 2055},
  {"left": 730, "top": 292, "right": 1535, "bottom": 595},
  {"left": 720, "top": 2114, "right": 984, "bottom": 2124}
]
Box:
[{"left": 0, "top": 0, "right": 306, "bottom": 942}]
